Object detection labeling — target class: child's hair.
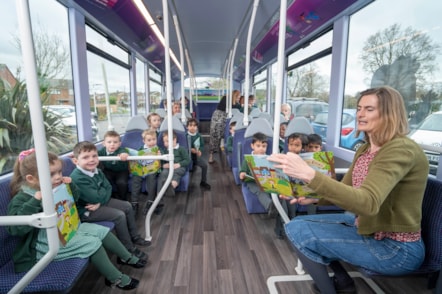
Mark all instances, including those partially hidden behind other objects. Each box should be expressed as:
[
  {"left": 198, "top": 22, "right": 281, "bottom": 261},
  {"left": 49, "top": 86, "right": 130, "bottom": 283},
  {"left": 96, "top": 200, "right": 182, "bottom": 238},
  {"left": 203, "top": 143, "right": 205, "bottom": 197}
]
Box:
[
  {"left": 73, "top": 141, "right": 97, "bottom": 158},
  {"left": 103, "top": 130, "right": 121, "bottom": 139},
  {"left": 281, "top": 103, "right": 291, "bottom": 111},
  {"left": 230, "top": 121, "right": 237, "bottom": 128},
  {"left": 287, "top": 132, "right": 304, "bottom": 143},
  {"left": 10, "top": 150, "right": 59, "bottom": 197},
  {"left": 142, "top": 129, "right": 157, "bottom": 140},
  {"left": 186, "top": 118, "right": 198, "bottom": 127},
  {"left": 147, "top": 112, "right": 161, "bottom": 123},
  {"left": 162, "top": 130, "right": 177, "bottom": 140},
  {"left": 252, "top": 132, "right": 268, "bottom": 144},
  {"left": 308, "top": 133, "right": 323, "bottom": 145}
]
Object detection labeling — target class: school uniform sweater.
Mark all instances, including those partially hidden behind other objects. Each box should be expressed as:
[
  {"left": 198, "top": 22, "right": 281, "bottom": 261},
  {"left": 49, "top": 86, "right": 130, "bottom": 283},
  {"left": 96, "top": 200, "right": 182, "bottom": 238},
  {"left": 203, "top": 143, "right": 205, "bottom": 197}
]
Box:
[{"left": 98, "top": 147, "right": 129, "bottom": 172}]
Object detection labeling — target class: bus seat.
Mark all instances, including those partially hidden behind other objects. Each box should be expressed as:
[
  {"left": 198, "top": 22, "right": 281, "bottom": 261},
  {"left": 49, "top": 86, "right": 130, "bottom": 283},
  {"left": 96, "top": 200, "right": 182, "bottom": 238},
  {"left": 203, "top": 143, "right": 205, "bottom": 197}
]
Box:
[
  {"left": 249, "top": 108, "right": 261, "bottom": 118},
  {"left": 257, "top": 112, "right": 272, "bottom": 124},
  {"left": 267, "top": 177, "right": 442, "bottom": 294},
  {"left": 155, "top": 108, "right": 166, "bottom": 119},
  {"left": 121, "top": 115, "right": 149, "bottom": 150},
  {"left": 0, "top": 174, "right": 95, "bottom": 293},
  {"left": 224, "top": 113, "right": 244, "bottom": 167},
  {"left": 158, "top": 116, "right": 190, "bottom": 192},
  {"left": 231, "top": 121, "right": 248, "bottom": 185},
  {"left": 240, "top": 118, "right": 274, "bottom": 214}
]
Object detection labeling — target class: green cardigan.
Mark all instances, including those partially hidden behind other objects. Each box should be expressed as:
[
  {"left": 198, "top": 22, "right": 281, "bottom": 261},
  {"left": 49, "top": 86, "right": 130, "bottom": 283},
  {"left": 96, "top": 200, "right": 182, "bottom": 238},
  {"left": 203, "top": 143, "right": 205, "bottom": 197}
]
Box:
[
  {"left": 7, "top": 184, "right": 81, "bottom": 272},
  {"left": 70, "top": 168, "right": 112, "bottom": 216},
  {"left": 311, "top": 136, "right": 428, "bottom": 235},
  {"left": 160, "top": 146, "right": 190, "bottom": 169}
]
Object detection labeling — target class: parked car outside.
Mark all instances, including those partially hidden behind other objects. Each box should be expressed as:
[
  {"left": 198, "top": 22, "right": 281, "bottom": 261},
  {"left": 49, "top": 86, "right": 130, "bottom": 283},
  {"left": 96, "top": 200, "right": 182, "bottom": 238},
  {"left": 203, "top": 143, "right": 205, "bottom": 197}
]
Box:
[
  {"left": 44, "top": 105, "right": 99, "bottom": 140},
  {"left": 409, "top": 111, "right": 442, "bottom": 175},
  {"left": 312, "top": 109, "right": 365, "bottom": 151},
  {"left": 286, "top": 98, "right": 328, "bottom": 122}
]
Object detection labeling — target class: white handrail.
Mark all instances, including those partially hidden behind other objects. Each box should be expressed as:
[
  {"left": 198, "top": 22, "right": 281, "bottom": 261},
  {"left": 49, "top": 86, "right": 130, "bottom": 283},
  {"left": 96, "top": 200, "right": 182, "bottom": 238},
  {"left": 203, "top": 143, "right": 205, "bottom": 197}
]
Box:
[
  {"left": 144, "top": 0, "right": 175, "bottom": 242},
  {"left": 228, "top": 38, "right": 239, "bottom": 118},
  {"left": 0, "top": 1, "right": 60, "bottom": 293},
  {"left": 173, "top": 15, "right": 186, "bottom": 124},
  {"left": 243, "top": 0, "right": 260, "bottom": 127}
]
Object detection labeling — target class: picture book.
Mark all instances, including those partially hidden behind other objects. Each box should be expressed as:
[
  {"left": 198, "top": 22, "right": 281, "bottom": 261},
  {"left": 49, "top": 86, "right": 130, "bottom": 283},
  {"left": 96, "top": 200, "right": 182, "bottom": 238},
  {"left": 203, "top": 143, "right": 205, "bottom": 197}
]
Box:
[
  {"left": 53, "top": 183, "right": 80, "bottom": 246},
  {"left": 244, "top": 151, "right": 335, "bottom": 198},
  {"left": 128, "top": 146, "right": 161, "bottom": 176}
]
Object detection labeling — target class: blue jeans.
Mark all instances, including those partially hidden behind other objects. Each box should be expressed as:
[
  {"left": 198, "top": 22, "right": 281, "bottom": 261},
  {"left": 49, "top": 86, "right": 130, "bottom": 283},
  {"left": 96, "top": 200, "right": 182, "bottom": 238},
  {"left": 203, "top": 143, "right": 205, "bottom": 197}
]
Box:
[{"left": 284, "top": 213, "right": 425, "bottom": 275}]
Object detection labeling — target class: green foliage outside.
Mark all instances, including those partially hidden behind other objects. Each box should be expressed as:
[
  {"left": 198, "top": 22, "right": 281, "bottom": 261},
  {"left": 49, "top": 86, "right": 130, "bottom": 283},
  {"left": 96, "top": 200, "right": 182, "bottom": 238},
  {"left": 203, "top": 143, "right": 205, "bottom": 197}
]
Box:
[{"left": 0, "top": 80, "right": 73, "bottom": 174}]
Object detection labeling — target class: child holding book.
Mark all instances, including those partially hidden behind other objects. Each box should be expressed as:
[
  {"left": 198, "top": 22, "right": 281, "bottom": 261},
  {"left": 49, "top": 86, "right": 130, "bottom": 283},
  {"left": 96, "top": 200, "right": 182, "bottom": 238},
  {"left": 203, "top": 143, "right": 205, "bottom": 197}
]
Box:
[
  {"left": 130, "top": 129, "right": 161, "bottom": 216},
  {"left": 7, "top": 150, "right": 144, "bottom": 290},
  {"left": 157, "top": 131, "right": 191, "bottom": 197},
  {"left": 307, "top": 133, "right": 323, "bottom": 152},
  {"left": 97, "top": 130, "right": 130, "bottom": 201},
  {"left": 239, "top": 132, "right": 276, "bottom": 217},
  {"left": 187, "top": 118, "right": 211, "bottom": 190},
  {"left": 70, "top": 141, "right": 150, "bottom": 258}
]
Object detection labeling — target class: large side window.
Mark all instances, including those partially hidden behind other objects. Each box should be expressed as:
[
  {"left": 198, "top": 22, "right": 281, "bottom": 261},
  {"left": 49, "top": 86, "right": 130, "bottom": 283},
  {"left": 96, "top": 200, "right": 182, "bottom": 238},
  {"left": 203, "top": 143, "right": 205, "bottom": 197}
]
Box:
[
  {"left": 86, "top": 25, "right": 131, "bottom": 139},
  {"left": 0, "top": 1, "right": 74, "bottom": 175},
  {"left": 345, "top": 0, "right": 442, "bottom": 175}
]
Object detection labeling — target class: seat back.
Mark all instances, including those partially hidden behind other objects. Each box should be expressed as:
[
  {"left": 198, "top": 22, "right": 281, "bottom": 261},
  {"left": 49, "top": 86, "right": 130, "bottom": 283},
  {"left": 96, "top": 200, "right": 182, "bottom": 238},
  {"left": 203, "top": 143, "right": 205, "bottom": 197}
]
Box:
[
  {"left": 121, "top": 115, "right": 149, "bottom": 150},
  {"left": 155, "top": 108, "right": 166, "bottom": 119},
  {"left": 242, "top": 118, "right": 274, "bottom": 155},
  {"left": 417, "top": 177, "right": 442, "bottom": 272},
  {"left": 0, "top": 176, "right": 17, "bottom": 269}
]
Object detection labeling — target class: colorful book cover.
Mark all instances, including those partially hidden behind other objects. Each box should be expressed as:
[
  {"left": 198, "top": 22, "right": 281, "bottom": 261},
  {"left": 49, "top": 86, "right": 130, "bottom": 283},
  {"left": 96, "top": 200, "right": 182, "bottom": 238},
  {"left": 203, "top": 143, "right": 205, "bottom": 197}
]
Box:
[
  {"left": 244, "top": 151, "right": 335, "bottom": 198},
  {"left": 53, "top": 183, "right": 80, "bottom": 246},
  {"left": 128, "top": 146, "right": 161, "bottom": 176}
]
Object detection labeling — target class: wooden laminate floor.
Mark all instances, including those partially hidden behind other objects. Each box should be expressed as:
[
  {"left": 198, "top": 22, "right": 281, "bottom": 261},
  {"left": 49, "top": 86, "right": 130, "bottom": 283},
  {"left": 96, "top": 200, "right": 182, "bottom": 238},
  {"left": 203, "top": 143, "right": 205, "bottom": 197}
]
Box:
[{"left": 70, "top": 135, "right": 435, "bottom": 294}]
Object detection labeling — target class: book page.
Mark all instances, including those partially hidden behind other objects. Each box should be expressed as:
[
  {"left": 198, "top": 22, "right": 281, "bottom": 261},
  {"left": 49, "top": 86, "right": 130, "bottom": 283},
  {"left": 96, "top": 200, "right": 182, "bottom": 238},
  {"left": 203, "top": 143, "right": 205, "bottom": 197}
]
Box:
[
  {"left": 53, "top": 183, "right": 80, "bottom": 246},
  {"left": 128, "top": 147, "right": 161, "bottom": 176},
  {"left": 245, "top": 151, "right": 334, "bottom": 198}
]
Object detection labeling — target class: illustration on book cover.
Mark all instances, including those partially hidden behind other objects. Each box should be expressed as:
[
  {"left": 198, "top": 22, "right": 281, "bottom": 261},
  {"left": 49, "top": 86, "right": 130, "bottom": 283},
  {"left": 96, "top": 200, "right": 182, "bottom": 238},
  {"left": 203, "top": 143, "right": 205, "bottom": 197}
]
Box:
[
  {"left": 53, "top": 183, "right": 80, "bottom": 245},
  {"left": 245, "top": 151, "right": 335, "bottom": 198}
]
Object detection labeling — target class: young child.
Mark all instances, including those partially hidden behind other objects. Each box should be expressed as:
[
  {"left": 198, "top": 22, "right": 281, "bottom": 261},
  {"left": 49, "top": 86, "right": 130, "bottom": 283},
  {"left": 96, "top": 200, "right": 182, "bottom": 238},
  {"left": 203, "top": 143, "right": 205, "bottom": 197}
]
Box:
[
  {"left": 130, "top": 129, "right": 161, "bottom": 216},
  {"left": 226, "top": 121, "right": 236, "bottom": 154},
  {"left": 97, "top": 131, "right": 129, "bottom": 201},
  {"left": 147, "top": 112, "right": 162, "bottom": 137},
  {"left": 157, "top": 131, "right": 190, "bottom": 197},
  {"left": 275, "top": 132, "right": 304, "bottom": 239},
  {"left": 286, "top": 132, "right": 304, "bottom": 154},
  {"left": 239, "top": 132, "right": 276, "bottom": 217},
  {"left": 172, "top": 101, "right": 181, "bottom": 116},
  {"left": 307, "top": 133, "right": 323, "bottom": 152},
  {"left": 281, "top": 103, "right": 294, "bottom": 121},
  {"left": 279, "top": 122, "right": 288, "bottom": 153},
  {"left": 187, "top": 118, "right": 211, "bottom": 190},
  {"left": 7, "top": 150, "right": 143, "bottom": 290},
  {"left": 70, "top": 141, "right": 150, "bottom": 258}
]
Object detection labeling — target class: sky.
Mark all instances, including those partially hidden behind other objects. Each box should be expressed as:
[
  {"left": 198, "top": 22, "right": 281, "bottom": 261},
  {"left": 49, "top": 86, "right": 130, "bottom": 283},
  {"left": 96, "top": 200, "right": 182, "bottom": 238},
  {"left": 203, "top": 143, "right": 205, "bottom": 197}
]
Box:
[{"left": 0, "top": 0, "right": 441, "bottom": 96}]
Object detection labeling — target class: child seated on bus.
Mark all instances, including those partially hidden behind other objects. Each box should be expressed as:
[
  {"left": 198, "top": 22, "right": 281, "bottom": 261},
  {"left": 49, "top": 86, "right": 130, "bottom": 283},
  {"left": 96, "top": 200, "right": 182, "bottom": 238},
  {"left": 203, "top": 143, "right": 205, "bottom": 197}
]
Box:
[
  {"left": 307, "top": 133, "right": 323, "bottom": 152},
  {"left": 187, "top": 118, "right": 211, "bottom": 190},
  {"left": 287, "top": 132, "right": 304, "bottom": 154},
  {"left": 239, "top": 132, "right": 276, "bottom": 217},
  {"left": 7, "top": 150, "right": 144, "bottom": 290},
  {"left": 97, "top": 130, "right": 130, "bottom": 201},
  {"left": 226, "top": 121, "right": 236, "bottom": 154},
  {"left": 279, "top": 122, "right": 288, "bottom": 153},
  {"left": 130, "top": 129, "right": 162, "bottom": 216},
  {"left": 274, "top": 132, "right": 304, "bottom": 239},
  {"left": 147, "top": 112, "right": 162, "bottom": 137},
  {"left": 281, "top": 103, "right": 294, "bottom": 121},
  {"left": 157, "top": 131, "right": 191, "bottom": 197},
  {"left": 70, "top": 141, "right": 150, "bottom": 258}
]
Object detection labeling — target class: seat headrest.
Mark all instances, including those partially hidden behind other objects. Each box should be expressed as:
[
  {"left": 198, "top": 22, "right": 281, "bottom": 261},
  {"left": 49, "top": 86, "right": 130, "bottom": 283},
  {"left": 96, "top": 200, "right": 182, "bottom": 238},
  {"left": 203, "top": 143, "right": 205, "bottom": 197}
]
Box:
[
  {"left": 125, "top": 115, "right": 149, "bottom": 132},
  {"left": 285, "top": 116, "right": 313, "bottom": 137},
  {"left": 244, "top": 118, "right": 274, "bottom": 138},
  {"left": 159, "top": 115, "right": 185, "bottom": 132}
]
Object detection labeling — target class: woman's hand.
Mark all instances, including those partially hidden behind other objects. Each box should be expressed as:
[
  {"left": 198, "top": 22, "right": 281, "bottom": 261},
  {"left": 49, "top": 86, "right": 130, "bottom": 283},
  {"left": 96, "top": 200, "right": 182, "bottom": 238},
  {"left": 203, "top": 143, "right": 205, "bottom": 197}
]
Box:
[{"left": 267, "top": 153, "right": 316, "bottom": 183}]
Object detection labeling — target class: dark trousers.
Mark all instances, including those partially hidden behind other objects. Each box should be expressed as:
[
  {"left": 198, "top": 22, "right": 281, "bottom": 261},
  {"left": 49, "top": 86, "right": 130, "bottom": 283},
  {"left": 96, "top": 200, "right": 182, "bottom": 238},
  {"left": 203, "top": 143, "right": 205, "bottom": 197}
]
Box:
[{"left": 102, "top": 169, "right": 129, "bottom": 200}]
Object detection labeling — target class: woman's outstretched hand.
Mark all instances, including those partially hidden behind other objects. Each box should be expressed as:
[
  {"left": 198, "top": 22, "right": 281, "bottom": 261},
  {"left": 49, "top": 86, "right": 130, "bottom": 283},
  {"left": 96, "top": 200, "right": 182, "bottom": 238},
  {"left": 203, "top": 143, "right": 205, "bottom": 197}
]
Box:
[{"left": 267, "top": 153, "right": 316, "bottom": 183}]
